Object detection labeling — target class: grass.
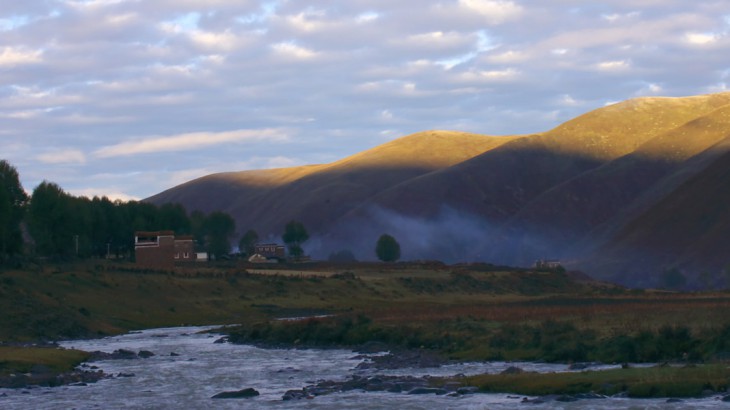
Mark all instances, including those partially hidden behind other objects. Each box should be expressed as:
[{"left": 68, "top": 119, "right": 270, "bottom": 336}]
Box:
[
  {"left": 0, "top": 347, "right": 90, "bottom": 375},
  {"left": 2, "top": 259, "right": 730, "bottom": 394},
  {"left": 459, "top": 364, "right": 730, "bottom": 398}
]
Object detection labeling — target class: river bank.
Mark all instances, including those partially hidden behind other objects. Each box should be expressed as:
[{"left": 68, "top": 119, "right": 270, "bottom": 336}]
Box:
[
  {"left": 2, "top": 261, "right": 730, "bottom": 399},
  {"left": 2, "top": 326, "right": 729, "bottom": 409}
]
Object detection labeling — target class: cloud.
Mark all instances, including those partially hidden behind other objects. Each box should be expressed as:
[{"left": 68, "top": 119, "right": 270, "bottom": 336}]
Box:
[
  {"left": 271, "top": 42, "right": 319, "bottom": 59},
  {"left": 595, "top": 60, "right": 631, "bottom": 72},
  {"left": 94, "top": 129, "right": 289, "bottom": 158},
  {"left": 684, "top": 32, "right": 719, "bottom": 45},
  {"left": 70, "top": 188, "right": 139, "bottom": 201},
  {"left": 457, "top": 68, "right": 520, "bottom": 83},
  {"left": 457, "top": 0, "right": 523, "bottom": 23},
  {"left": 36, "top": 149, "right": 87, "bottom": 164},
  {"left": 0, "top": 47, "right": 43, "bottom": 66},
  {"left": 3, "top": 1, "right": 730, "bottom": 200}
]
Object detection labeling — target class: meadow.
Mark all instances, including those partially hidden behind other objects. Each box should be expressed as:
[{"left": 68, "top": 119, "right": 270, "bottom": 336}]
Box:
[{"left": 1, "top": 260, "right": 729, "bottom": 396}]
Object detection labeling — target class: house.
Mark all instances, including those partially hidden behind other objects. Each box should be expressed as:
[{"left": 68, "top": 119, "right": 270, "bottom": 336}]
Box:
[
  {"left": 533, "top": 259, "right": 562, "bottom": 270},
  {"left": 174, "top": 235, "right": 195, "bottom": 262},
  {"left": 254, "top": 243, "right": 286, "bottom": 261},
  {"left": 135, "top": 231, "right": 196, "bottom": 269}
]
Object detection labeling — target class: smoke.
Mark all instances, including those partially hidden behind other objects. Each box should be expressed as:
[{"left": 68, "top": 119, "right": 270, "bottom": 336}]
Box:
[{"left": 307, "top": 205, "right": 550, "bottom": 265}]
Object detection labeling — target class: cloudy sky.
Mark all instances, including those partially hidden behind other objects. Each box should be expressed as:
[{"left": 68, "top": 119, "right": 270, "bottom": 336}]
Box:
[{"left": 1, "top": 0, "right": 729, "bottom": 200}]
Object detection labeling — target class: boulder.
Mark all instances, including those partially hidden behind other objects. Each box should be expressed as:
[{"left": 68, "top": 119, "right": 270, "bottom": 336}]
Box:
[
  {"left": 407, "top": 387, "right": 447, "bottom": 395},
  {"left": 500, "top": 366, "right": 524, "bottom": 375},
  {"left": 138, "top": 350, "right": 155, "bottom": 359},
  {"left": 282, "top": 389, "right": 309, "bottom": 401},
  {"left": 456, "top": 386, "right": 479, "bottom": 395},
  {"left": 211, "top": 388, "right": 260, "bottom": 399}
]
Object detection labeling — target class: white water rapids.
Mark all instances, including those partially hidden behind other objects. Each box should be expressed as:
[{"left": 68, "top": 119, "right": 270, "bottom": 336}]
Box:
[{"left": 0, "top": 326, "right": 726, "bottom": 409}]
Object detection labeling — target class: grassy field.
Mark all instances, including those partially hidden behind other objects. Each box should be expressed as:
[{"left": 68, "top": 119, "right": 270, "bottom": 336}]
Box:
[
  {"left": 0, "top": 347, "right": 89, "bottom": 375},
  {"left": 457, "top": 364, "right": 730, "bottom": 398},
  {"left": 1, "top": 260, "right": 730, "bottom": 395}
]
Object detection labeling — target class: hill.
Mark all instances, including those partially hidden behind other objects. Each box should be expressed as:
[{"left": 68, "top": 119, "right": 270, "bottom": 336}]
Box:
[
  {"left": 147, "top": 130, "right": 517, "bottom": 240},
  {"left": 147, "top": 92, "right": 730, "bottom": 287}
]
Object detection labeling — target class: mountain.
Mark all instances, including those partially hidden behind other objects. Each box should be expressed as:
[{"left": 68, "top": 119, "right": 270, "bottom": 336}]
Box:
[
  {"left": 147, "top": 92, "right": 730, "bottom": 287},
  {"left": 147, "top": 130, "right": 517, "bottom": 240}
]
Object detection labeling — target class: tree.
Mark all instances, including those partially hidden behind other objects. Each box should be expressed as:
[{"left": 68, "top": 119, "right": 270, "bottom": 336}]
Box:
[
  {"left": 204, "top": 211, "right": 235, "bottom": 259},
  {"left": 28, "top": 181, "right": 75, "bottom": 256},
  {"left": 0, "top": 160, "right": 28, "bottom": 258},
  {"left": 238, "top": 229, "right": 259, "bottom": 257},
  {"left": 282, "top": 220, "right": 309, "bottom": 258},
  {"left": 375, "top": 234, "right": 400, "bottom": 262},
  {"left": 157, "top": 203, "right": 191, "bottom": 235},
  {"left": 189, "top": 210, "right": 207, "bottom": 245}
]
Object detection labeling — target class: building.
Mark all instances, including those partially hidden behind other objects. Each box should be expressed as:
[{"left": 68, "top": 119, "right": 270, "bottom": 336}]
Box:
[
  {"left": 254, "top": 243, "right": 286, "bottom": 261},
  {"left": 174, "top": 235, "right": 195, "bottom": 262},
  {"left": 533, "top": 259, "right": 562, "bottom": 270},
  {"left": 135, "top": 231, "right": 196, "bottom": 269}
]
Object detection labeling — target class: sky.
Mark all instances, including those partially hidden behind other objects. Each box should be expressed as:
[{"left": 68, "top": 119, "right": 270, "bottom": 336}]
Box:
[{"left": 1, "top": 0, "right": 729, "bottom": 201}]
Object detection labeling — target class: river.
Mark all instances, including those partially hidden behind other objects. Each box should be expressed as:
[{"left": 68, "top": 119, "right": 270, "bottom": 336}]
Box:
[{"left": 0, "top": 326, "right": 725, "bottom": 409}]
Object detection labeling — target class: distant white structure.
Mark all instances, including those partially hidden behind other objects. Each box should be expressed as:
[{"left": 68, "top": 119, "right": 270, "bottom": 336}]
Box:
[{"left": 534, "top": 259, "right": 562, "bottom": 269}]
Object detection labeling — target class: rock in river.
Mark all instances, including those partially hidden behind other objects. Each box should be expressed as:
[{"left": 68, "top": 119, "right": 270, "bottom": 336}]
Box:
[{"left": 211, "top": 388, "right": 260, "bottom": 399}]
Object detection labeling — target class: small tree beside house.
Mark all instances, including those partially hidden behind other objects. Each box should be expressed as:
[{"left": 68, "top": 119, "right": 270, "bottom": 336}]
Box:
[{"left": 282, "top": 220, "right": 309, "bottom": 259}]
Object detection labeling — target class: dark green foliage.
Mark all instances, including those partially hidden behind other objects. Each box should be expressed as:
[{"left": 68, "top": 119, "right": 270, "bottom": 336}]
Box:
[
  {"left": 0, "top": 161, "right": 28, "bottom": 259},
  {"left": 238, "top": 229, "right": 259, "bottom": 257},
  {"left": 227, "top": 314, "right": 452, "bottom": 350},
  {"left": 189, "top": 210, "right": 206, "bottom": 244},
  {"left": 27, "top": 182, "right": 75, "bottom": 257},
  {"left": 13, "top": 161, "right": 209, "bottom": 260},
  {"left": 282, "top": 220, "right": 309, "bottom": 258},
  {"left": 25, "top": 179, "right": 200, "bottom": 259},
  {"left": 465, "top": 365, "right": 730, "bottom": 398},
  {"left": 157, "top": 203, "right": 192, "bottom": 235},
  {"left": 204, "top": 211, "right": 236, "bottom": 259},
  {"left": 375, "top": 234, "right": 400, "bottom": 262},
  {"left": 487, "top": 321, "right": 703, "bottom": 363}
]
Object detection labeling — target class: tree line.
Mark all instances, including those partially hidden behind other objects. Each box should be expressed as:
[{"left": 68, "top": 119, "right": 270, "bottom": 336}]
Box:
[
  {"left": 1, "top": 159, "right": 403, "bottom": 264},
  {"left": 0, "top": 160, "right": 237, "bottom": 262}
]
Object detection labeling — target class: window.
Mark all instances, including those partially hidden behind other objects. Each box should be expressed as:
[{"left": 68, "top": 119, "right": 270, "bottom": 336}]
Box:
[
  {"left": 174, "top": 253, "right": 180, "bottom": 259},
  {"left": 183, "top": 252, "right": 189, "bottom": 259}
]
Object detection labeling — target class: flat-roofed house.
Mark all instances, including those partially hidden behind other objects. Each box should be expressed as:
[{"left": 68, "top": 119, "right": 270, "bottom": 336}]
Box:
[
  {"left": 135, "top": 231, "right": 196, "bottom": 269},
  {"left": 254, "top": 243, "right": 286, "bottom": 261}
]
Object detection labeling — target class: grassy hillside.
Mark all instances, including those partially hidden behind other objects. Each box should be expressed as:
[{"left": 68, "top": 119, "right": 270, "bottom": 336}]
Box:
[
  {"left": 586, "top": 149, "right": 730, "bottom": 286},
  {"left": 145, "top": 92, "right": 730, "bottom": 287},
  {"left": 489, "top": 103, "right": 730, "bottom": 266},
  {"left": 147, "top": 130, "right": 514, "bottom": 238}
]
